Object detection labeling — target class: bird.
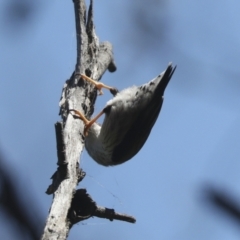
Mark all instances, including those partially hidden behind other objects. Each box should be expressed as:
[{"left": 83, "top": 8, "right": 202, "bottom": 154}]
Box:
[{"left": 70, "top": 63, "right": 176, "bottom": 166}]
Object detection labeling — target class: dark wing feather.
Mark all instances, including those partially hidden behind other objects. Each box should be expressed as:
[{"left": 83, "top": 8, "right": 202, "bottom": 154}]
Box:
[
  {"left": 112, "top": 64, "right": 176, "bottom": 164},
  {"left": 112, "top": 98, "right": 163, "bottom": 164}
]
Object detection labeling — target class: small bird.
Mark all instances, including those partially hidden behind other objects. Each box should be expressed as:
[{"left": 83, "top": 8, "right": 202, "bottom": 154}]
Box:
[{"left": 70, "top": 63, "right": 176, "bottom": 166}]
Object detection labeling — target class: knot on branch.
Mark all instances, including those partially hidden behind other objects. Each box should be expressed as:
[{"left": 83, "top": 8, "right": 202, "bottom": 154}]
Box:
[
  {"left": 68, "top": 189, "right": 97, "bottom": 226},
  {"left": 68, "top": 189, "right": 136, "bottom": 228}
]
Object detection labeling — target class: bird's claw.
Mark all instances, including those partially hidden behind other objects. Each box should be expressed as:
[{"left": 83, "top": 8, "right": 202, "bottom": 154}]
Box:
[
  {"left": 80, "top": 74, "right": 118, "bottom": 96},
  {"left": 98, "top": 90, "right": 104, "bottom": 96},
  {"left": 69, "top": 109, "right": 89, "bottom": 125},
  {"left": 70, "top": 109, "right": 99, "bottom": 137}
]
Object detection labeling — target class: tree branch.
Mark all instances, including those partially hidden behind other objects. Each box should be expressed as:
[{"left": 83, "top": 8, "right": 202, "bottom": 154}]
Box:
[
  {"left": 68, "top": 189, "right": 136, "bottom": 227},
  {"left": 42, "top": 0, "right": 115, "bottom": 239}
]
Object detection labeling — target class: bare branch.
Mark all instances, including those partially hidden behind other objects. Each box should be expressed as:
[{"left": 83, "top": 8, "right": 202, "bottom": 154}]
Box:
[
  {"left": 42, "top": 0, "right": 115, "bottom": 239},
  {"left": 68, "top": 189, "right": 136, "bottom": 227}
]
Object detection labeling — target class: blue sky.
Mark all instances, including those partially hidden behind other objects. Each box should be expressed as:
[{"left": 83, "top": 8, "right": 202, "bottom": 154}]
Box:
[{"left": 0, "top": 0, "right": 240, "bottom": 239}]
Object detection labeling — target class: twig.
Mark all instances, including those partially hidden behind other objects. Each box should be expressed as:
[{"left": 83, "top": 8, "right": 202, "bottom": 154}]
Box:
[{"left": 68, "top": 189, "right": 136, "bottom": 227}]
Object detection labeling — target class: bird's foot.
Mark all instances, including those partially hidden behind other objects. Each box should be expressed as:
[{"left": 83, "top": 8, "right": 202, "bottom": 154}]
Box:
[
  {"left": 70, "top": 109, "right": 91, "bottom": 136},
  {"left": 70, "top": 109, "right": 104, "bottom": 136},
  {"left": 80, "top": 74, "right": 117, "bottom": 96}
]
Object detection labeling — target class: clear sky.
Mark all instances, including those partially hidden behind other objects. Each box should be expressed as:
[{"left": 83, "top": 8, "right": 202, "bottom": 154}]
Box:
[{"left": 0, "top": 0, "right": 240, "bottom": 239}]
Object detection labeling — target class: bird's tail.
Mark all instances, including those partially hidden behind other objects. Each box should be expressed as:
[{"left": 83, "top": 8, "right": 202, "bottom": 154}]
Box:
[{"left": 156, "top": 63, "right": 176, "bottom": 95}]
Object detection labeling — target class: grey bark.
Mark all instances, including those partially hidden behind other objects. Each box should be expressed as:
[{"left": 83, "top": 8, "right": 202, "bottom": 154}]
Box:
[{"left": 41, "top": 0, "right": 115, "bottom": 239}]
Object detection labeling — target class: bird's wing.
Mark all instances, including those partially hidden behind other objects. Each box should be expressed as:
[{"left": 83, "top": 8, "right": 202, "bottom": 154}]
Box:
[
  {"left": 99, "top": 102, "right": 140, "bottom": 154},
  {"left": 111, "top": 96, "right": 163, "bottom": 164},
  {"left": 112, "top": 64, "right": 176, "bottom": 164}
]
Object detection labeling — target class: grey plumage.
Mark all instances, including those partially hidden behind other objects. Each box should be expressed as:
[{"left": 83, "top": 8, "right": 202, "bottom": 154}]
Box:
[{"left": 83, "top": 63, "right": 176, "bottom": 166}]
